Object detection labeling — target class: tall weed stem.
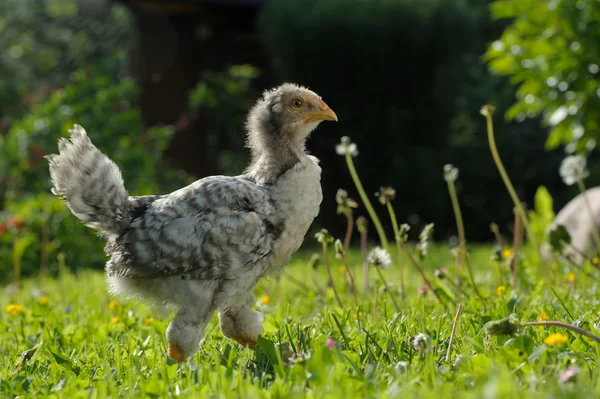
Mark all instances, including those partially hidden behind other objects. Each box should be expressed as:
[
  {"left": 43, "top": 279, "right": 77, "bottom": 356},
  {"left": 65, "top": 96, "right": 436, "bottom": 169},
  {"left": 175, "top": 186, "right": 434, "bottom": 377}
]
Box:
[{"left": 481, "top": 105, "right": 539, "bottom": 257}]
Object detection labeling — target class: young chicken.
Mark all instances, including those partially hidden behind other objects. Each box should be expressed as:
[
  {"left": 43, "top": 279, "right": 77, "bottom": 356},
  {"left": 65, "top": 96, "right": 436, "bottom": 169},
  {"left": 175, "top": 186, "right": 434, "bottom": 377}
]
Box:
[{"left": 47, "top": 83, "right": 337, "bottom": 362}]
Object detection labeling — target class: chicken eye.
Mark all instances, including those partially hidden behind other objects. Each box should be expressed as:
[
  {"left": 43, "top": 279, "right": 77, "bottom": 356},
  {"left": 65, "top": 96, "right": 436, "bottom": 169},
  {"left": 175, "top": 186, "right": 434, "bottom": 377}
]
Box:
[{"left": 291, "top": 99, "right": 304, "bottom": 109}]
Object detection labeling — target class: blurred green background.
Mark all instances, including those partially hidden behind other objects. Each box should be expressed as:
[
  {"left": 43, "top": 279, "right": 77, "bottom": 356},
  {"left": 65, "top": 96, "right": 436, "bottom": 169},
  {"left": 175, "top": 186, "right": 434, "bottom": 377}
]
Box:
[{"left": 1, "top": 0, "right": 599, "bottom": 281}]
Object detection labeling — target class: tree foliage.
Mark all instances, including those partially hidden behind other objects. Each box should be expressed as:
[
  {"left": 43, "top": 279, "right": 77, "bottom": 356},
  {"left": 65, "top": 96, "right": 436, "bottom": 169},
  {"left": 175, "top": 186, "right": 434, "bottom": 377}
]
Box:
[
  {"left": 0, "top": 0, "right": 189, "bottom": 281},
  {"left": 485, "top": 0, "right": 600, "bottom": 152}
]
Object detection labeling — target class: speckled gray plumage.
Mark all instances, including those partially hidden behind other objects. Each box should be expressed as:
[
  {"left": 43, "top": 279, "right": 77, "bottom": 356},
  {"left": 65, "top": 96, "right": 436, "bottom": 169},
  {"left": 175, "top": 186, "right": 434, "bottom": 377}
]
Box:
[
  {"left": 47, "top": 83, "right": 336, "bottom": 362},
  {"left": 105, "top": 176, "right": 278, "bottom": 281}
]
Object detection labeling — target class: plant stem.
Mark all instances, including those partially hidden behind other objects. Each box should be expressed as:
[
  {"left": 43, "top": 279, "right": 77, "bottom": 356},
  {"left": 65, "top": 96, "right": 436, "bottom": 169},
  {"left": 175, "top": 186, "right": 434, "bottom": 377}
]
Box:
[
  {"left": 490, "top": 223, "right": 504, "bottom": 250},
  {"left": 482, "top": 106, "right": 540, "bottom": 257},
  {"left": 322, "top": 242, "right": 344, "bottom": 308},
  {"left": 445, "top": 302, "right": 464, "bottom": 363},
  {"left": 342, "top": 255, "right": 359, "bottom": 307},
  {"left": 576, "top": 178, "right": 600, "bottom": 256},
  {"left": 345, "top": 153, "right": 389, "bottom": 249},
  {"left": 385, "top": 201, "right": 406, "bottom": 303},
  {"left": 511, "top": 207, "right": 523, "bottom": 288},
  {"left": 447, "top": 178, "right": 484, "bottom": 303},
  {"left": 401, "top": 243, "right": 443, "bottom": 304},
  {"left": 464, "top": 255, "right": 486, "bottom": 305},
  {"left": 343, "top": 213, "right": 354, "bottom": 254},
  {"left": 522, "top": 321, "right": 600, "bottom": 344},
  {"left": 446, "top": 178, "right": 469, "bottom": 299},
  {"left": 282, "top": 270, "right": 313, "bottom": 293},
  {"left": 360, "top": 227, "right": 369, "bottom": 295},
  {"left": 374, "top": 267, "right": 401, "bottom": 312}
]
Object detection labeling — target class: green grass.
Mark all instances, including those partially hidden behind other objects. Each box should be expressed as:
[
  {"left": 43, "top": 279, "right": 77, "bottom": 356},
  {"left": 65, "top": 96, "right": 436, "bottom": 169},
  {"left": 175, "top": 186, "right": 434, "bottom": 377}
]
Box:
[{"left": 1, "top": 244, "right": 599, "bottom": 398}]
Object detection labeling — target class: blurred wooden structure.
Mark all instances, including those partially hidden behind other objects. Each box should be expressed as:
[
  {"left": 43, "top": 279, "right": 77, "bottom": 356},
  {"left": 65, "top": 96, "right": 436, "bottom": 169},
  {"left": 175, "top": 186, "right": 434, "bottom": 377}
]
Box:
[{"left": 115, "top": 0, "right": 270, "bottom": 177}]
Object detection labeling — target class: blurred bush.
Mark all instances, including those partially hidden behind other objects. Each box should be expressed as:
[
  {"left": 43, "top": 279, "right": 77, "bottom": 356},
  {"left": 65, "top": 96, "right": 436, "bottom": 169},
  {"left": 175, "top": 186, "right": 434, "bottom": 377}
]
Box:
[
  {"left": 0, "top": 61, "right": 190, "bottom": 282},
  {"left": 0, "top": 0, "right": 189, "bottom": 283},
  {"left": 0, "top": 0, "right": 133, "bottom": 127},
  {"left": 188, "top": 65, "right": 261, "bottom": 176},
  {"left": 485, "top": 0, "right": 600, "bottom": 152},
  {"left": 258, "top": 0, "right": 585, "bottom": 242}
]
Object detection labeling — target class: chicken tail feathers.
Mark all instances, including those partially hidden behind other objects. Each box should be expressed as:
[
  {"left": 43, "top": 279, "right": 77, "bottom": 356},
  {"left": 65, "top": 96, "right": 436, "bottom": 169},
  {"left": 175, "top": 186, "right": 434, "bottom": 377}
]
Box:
[{"left": 47, "top": 124, "right": 130, "bottom": 236}]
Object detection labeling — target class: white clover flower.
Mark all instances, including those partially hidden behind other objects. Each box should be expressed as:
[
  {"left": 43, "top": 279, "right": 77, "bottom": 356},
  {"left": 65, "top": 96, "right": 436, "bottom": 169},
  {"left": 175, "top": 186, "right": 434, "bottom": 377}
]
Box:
[
  {"left": 335, "top": 136, "right": 359, "bottom": 157},
  {"left": 411, "top": 332, "right": 432, "bottom": 352},
  {"left": 443, "top": 164, "right": 459, "bottom": 182},
  {"left": 559, "top": 155, "right": 589, "bottom": 185},
  {"left": 416, "top": 241, "right": 429, "bottom": 258},
  {"left": 367, "top": 247, "right": 392, "bottom": 269}
]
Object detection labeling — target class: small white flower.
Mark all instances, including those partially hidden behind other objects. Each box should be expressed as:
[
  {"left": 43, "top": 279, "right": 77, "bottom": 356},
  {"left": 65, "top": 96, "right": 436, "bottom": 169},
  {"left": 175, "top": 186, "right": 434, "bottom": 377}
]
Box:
[
  {"left": 336, "top": 136, "right": 359, "bottom": 157},
  {"left": 419, "top": 223, "right": 434, "bottom": 241},
  {"left": 443, "top": 164, "right": 459, "bottom": 182},
  {"left": 417, "top": 223, "right": 434, "bottom": 259},
  {"left": 394, "top": 361, "right": 409, "bottom": 375},
  {"left": 559, "top": 155, "right": 589, "bottom": 185},
  {"left": 367, "top": 247, "right": 392, "bottom": 269},
  {"left": 334, "top": 239, "right": 344, "bottom": 259},
  {"left": 411, "top": 332, "right": 432, "bottom": 352},
  {"left": 417, "top": 241, "right": 429, "bottom": 258}
]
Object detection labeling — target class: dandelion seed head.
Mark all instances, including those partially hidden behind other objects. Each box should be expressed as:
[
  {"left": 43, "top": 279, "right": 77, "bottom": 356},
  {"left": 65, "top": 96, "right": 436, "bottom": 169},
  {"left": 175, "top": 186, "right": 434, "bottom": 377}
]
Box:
[
  {"left": 443, "top": 164, "right": 459, "bottom": 182},
  {"left": 336, "top": 136, "right": 358, "bottom": 157},
  {"left": 367, "top": 247, "right": 392, "bottom": 269},
  {"left": 559, "top": 155, "right": 589, "bottom": 185},
  {"left": 411, "top": 332, "right": 432, "bottom": 352}
]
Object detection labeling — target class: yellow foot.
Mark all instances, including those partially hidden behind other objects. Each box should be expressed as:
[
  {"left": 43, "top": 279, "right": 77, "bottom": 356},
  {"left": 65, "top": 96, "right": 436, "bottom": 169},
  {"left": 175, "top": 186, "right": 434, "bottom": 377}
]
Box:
[{"left": 168, "top": 343, "right": 187, "bottom": 363}]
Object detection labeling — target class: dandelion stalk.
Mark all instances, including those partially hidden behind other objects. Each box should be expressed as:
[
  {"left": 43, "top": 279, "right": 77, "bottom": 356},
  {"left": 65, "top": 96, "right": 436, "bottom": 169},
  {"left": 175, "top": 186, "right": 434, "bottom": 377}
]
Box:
[
  {"left": 481, "top": 105, "right": 539, "bottom": 256},
  {"left": 445, "top": 302, "right": 463, "bottom": 363},
  {"left": 338, "top": 137, "right": 388, "bottom": 249},
  {"left": 377, "top": 187, "right": 406, "bottom": 303},
  {"left": 335, "top": 239, "right": 359, "bottom": 307},
  {"left": 522, "top": 321, "right": 600, "bottom": 344},
  {"left": 374, "top": 267, "right": 401, "bottom": 312},
  {"left": 401, "top": 243, "right": 443, "bottom": 303},
  {"left": 358, "top": 216, "right": 370, "bottom": 294},
  {"left": 368, "top": 247, "right": 400, "bottom": 312},
  {"left": 282, "top": 270, "right": 313, "bottom": 293},
  {"left": 316, "top": 229, "right": 344, "bottom": 308},
  {"left": 485, "top": 314, "right": 600, "bottom": 344},
  {"left": 343, "top": 214, "right": 354, "bottom": 253},
  {"left": 336, "top": 189, "right": 358, "bottom": 253},
  {"left": 444, "top": 165, "right": 484, "bottom": 303},
  {"left": 490, "top": 223, "right": 504, "bottom": 250},
  {"left": 511, "top": 206, "right": 523, "bottom": 288}
]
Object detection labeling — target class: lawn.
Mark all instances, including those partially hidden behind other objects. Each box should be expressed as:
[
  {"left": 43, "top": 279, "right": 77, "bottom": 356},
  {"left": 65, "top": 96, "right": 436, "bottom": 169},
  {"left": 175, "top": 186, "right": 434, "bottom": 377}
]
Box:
[{"left": 1, "top": 243, "right": 598, "bottom": 398}]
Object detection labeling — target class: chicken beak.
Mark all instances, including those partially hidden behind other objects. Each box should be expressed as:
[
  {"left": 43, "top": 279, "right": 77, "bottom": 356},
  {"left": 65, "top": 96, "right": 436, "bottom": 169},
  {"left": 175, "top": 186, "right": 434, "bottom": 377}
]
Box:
[{"left": 305, "top": 101, "right": 338, "bottom": 122}]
